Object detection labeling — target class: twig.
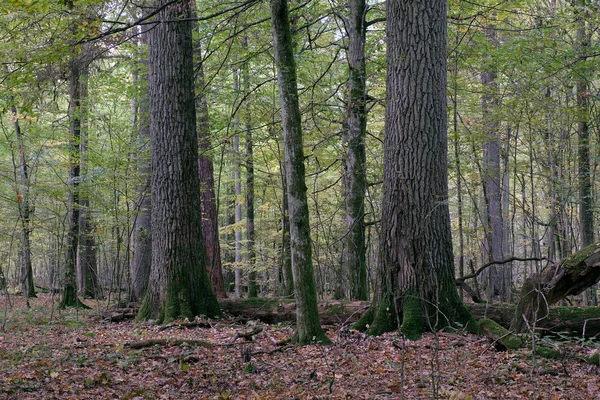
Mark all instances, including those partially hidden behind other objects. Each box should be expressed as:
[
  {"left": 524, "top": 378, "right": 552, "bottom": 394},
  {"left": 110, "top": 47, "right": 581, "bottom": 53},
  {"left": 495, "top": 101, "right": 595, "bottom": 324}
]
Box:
[{"left": 125, "top": 338, "right": 213, "bottom": 349}]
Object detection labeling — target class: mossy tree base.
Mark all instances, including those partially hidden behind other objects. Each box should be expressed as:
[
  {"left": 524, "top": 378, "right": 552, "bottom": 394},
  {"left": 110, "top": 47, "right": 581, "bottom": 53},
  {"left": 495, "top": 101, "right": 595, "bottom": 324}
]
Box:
[{"left": 59, "top": 285, "right": 90, "bottom": 310}]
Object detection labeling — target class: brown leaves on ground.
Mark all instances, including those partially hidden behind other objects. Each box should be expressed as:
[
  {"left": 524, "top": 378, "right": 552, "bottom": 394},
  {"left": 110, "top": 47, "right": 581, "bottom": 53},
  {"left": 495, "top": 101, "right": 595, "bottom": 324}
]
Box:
[{"left": 1, "top": 294, "right": 599, "bottom": 399}]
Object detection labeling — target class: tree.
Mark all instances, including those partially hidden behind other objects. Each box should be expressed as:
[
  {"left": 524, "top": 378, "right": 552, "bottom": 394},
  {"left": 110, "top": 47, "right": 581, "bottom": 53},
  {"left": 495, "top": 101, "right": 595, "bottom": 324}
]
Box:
[
  {"left": 341, "top": 0, "right": 368, "bottom": 301},
  {"left": 195, "top": 48, "right": 227, "bottom": 299},
  {"left": 10, "top": 100, "right": 36, "bottom": 300},
  {"left": 59, "top": 51, "right": 88, "bottom": 309},
  {"left": 365, "top": 0, "right": 474, "bottom": 338},
  {"left": 270, "top": 0, "right": 330, "bottom": 344},
  {"left": 137, "top": 0, "right": 220, "bottom": 323},
  {"left": 130, "top": 25, "right": 152, "bottom": 302}
]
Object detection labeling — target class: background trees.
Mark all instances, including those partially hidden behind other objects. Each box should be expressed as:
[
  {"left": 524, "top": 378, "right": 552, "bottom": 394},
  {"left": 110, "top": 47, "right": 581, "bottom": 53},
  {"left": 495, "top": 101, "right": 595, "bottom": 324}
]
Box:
[{"left": 0, "top": 0, "right": 598, "bottom": 324}]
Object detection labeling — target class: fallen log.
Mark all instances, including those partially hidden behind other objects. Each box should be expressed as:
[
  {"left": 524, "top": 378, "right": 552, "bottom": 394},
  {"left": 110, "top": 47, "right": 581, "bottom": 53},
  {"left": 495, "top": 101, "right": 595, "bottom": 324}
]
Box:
[
  {"left": 512, "top": 242, "right": 600, "bottom": 332},
  {"left": 467, "top": 303, "right": 600, "bottom": 338},
  {"left": 219, "top": 298, "right": 369, "bottom": 325}
]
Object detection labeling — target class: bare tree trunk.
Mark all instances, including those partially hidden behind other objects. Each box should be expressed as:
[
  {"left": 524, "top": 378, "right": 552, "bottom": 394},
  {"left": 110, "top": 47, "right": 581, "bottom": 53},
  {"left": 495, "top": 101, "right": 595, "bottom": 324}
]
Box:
[
  {"left": 342, "top": 0, "right": 368, "bottom": 301},
  {"left": 367, "top": 0, "right": 474, "bottom": 339},
  {"left": 138, "top": 0, "right": 220, "bottom": 323},
  {"left": 60, "top": 54, "right": 85, "bottom": 309},
  {"left": 575, "top": 1, "right": 595, "bottom": 306},
  {"left": 243, "top": 39, "right": 257, "bottom": 298},
  {"left": 77, "top": 66, "right": 102, "bottom": 299},
  {"left": 10, "top": 101, "right": 36, "bottom": 300},
  {"left": 193, "top": 32, "right": 227, "bottom": 299},
  {"left": 232, "top": 67, "right": 244, "bottom": 299},
  {"left": 270, "top": 0, "right": 330, "bottom": 344},
  {"left": 130, "top": 27, "right": 152, "bottom": 302}
]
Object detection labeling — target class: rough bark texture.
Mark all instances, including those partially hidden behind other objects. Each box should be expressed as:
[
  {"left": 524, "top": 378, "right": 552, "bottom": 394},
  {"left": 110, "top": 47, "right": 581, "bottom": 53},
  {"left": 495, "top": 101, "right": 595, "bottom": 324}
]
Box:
[
  {"left": 270, "top": 0, "right": 330, "bottom": 344},
  {"left": 368, "top": 0, "right": 474, "bottom": 339},
  {"left": 512, "top": 241, "right": 600, "bottom": 332},
  {"left": 342, "top": 0, "right": 368, "bottom": 301},
  {"left": 11, "top": 102, "right": 36, "bottom": 299},
  {"left": 138, "top": 0, "right": 220, "bottom": 323},
  {"left": 195, "top": 51, "right": 227, "bottom": 299}
]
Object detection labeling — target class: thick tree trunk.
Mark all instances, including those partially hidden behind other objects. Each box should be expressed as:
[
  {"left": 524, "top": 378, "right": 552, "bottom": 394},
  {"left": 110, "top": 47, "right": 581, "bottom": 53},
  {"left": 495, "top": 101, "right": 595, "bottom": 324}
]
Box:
[
  {"left": 138, "top": 0, "right": 220, "bottom": 323},
  {"left": 342, "top": 0, "right": 368, "bottom": 301},
  {"left": 270, "top": 0, "right": 329, "bottom": 344},
  {"left": 367, "top": 0, "right": 474, "bottom": 339},
  {"left": 512, "top": 241, "right": 600, "bottom": 332},
  {"left": 195, "top": 45, "right": 227, "bottom": 299},
  {"left": 11, "top": 102, "right": 36, "bottom": 299}
]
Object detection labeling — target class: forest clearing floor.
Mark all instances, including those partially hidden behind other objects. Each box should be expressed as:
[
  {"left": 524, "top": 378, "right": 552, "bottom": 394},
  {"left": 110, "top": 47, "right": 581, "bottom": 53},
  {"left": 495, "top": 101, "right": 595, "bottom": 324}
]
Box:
[{"left": 1, "top": 294, "right": 599, "bottom": 399}]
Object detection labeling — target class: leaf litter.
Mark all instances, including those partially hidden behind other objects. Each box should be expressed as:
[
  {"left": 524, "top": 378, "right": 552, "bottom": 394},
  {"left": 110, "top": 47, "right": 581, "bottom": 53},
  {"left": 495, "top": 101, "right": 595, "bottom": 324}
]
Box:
[{"left": 0, "top": 294, "right": 599, "bottom": 399}]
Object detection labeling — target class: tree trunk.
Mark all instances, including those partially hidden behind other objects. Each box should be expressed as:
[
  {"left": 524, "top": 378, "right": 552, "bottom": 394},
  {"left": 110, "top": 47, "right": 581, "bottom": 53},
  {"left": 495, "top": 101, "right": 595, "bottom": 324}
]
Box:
[
  {"left": 194, "top": 40, "right": 227, "bottom": 299},
  {"left": 243, "top": 37, "right": 257, "bottom": 299},
  {"left": 366, "top": 0, "right": 474, "bottom": 339},
  {"left": 512, "top": 241, "right": 600, "bottom": 332},
  {"left": 342, "top": 0, "right": 368, "bottom": 301},
  {"left": 480, "top": 18, "right": 509, "bottom": 302},
  {"left": 60, "top": 54, "right": 85, "bottom": 309},
  {"left": 575, "top": 1, "right": 595, "bottom": 306},
  {"left": 129, "top": 22, "right": 152, "bottom": 303},
  {"left": 138, "top": 0, "right": 220, "bottom": 323},
  {"left": 280, "top": 158, "right": 294, "bottom": 297},
  {"left": 270, "top": 0, "right": 330, "bottom": 344},
  {"left": 10, "top": 101, "right": 36, "bottom": 299},
  {"left": 76, "top": 66, "right": 102, "bottom": 300},
  {"left": 232, "top": 67, "right": 244, "bottom": 299}
]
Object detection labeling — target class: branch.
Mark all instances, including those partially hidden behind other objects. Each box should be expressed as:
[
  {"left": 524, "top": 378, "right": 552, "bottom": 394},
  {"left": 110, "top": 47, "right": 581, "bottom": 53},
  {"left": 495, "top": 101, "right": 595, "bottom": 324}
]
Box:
[
  {"left": 125, "top": 338, "right": 213, "bottom": 349},
  {"left": 456, "top": 256, "right": 547, "bottom": 282}
]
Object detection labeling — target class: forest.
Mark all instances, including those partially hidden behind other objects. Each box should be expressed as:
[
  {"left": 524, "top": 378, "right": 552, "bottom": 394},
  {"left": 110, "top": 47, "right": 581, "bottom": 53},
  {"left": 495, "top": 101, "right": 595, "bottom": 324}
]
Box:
[{"left": 1, "top": 0, "right": 600, "bottom": 398}]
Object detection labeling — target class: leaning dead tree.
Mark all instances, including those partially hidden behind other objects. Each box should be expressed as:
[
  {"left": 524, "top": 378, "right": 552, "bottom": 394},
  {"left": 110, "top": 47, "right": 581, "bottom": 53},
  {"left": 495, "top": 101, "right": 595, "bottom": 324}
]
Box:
[{"left": 512, "top": 242, "right": 600, "bottom": 332}]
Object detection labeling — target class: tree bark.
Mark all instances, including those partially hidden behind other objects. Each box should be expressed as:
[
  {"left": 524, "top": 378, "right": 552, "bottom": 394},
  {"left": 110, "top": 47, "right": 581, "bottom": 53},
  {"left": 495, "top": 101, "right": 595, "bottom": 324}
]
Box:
[
  {"left": 270, "top": 0, "right": 330, "bottom": 344},
  {"left": 512, "top": 241, "right": 600, "bottom": 332},
  {"left": 60, "top": 53, "right": 86, "bottom": 309},
  {"left": 366, "top": 0, "right": 474, "bottom": 339},
  {"left": 232, "top": 67, "right": 244, "bottom": 299},
  {"left": 575, "top": 0, "right": 595, "bottom": 306},
  {"left": 10, "top": 101, "right": 36, "bottom": 299},
  {"left": 244, "top": 37, "right": 257, "bottom": 299},
  {"left": 76, "top": 66, "right": 102, "bottom": 299},
  {"left": 480, "top": 17, "right": 509, "bottom": 302},
  {"left": 138, "top": 0, "right": 220, "bottom": 323},
  {"left": 129, "top": 22, "right": 152, "bottom": 303},
  {"left": 195, "top": 42, "right": 227, "bottom": 299},
  {"left": 342, "top": 0, "right": 368, "bottom": 301}
]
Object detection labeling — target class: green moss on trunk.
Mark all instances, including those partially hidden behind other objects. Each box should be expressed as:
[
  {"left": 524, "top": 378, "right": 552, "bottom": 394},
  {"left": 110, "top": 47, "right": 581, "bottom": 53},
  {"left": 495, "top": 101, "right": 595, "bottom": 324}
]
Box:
[
  {"left": 366, "top": 295, "right": 397, "bottom": 336},
  {"left": 401, "top": 295, "right": 424, "bottom": 340},
  {"left": 353, "top": 305, "right": 375, "bottom": 331}
]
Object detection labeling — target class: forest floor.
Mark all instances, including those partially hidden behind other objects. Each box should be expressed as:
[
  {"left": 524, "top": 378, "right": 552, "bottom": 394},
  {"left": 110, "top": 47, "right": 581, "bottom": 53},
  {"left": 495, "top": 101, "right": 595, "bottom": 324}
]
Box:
[{"left": 0, "top": 294, "right": 599, "bottom": 399}]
